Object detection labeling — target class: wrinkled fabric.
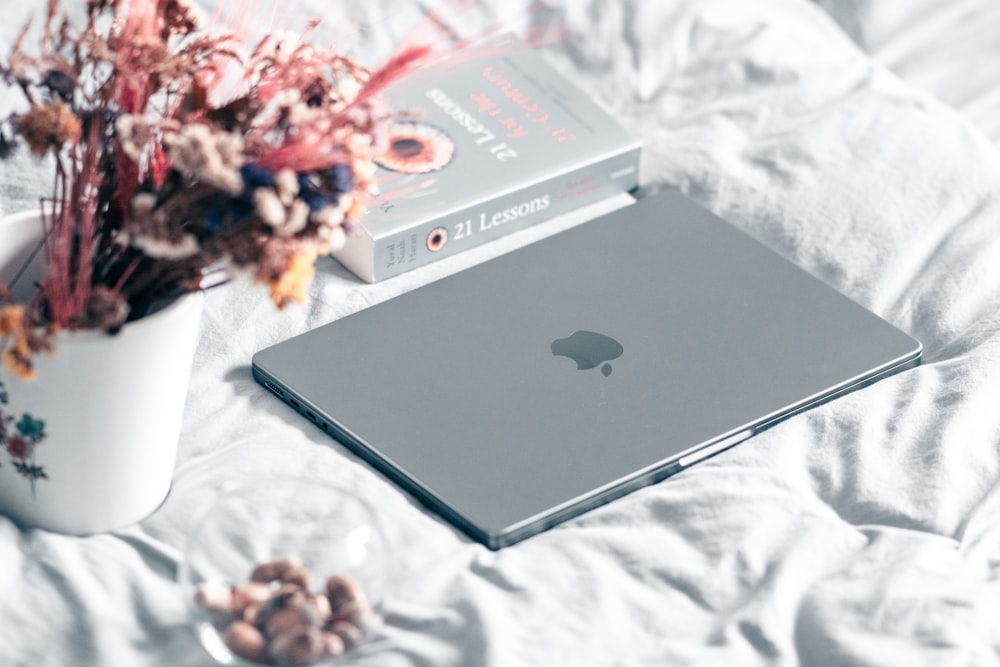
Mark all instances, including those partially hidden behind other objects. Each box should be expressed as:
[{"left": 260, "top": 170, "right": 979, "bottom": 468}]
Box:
[
  {"left": 2, "top": 0, "right": 1000, "bottom": 665},
  {"left": 814, "top": 0, "right": 1000, "bottom": 146}
]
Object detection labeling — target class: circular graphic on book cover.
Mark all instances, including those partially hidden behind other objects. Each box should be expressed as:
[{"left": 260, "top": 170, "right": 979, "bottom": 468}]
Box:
[{"left": 375, "top": 120, "right": 456, "bottom": 174}]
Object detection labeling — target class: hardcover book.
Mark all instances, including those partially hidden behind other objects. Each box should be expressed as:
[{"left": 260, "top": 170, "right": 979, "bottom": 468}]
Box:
[{"left": 333, "top": 44, "right": 641, "bottom": 282}]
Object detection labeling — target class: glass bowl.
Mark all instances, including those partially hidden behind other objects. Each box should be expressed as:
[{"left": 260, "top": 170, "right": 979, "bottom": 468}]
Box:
[{"left": 178, "top": 478, "right": 390, "bottom": 666}]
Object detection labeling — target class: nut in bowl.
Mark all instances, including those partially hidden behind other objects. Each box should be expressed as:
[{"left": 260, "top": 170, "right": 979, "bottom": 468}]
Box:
[{"left": 180, "top": 479, "right": 389, "bottom": 666}]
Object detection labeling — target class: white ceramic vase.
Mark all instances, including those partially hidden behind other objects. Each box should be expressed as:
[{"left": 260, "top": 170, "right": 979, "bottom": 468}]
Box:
[{"left": 0, "top": 210, "right": 203, "bottom": 534}]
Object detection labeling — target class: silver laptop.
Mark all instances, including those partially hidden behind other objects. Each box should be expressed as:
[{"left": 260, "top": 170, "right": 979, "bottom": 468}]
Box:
[{"left": 252, "top": 190, "right": 921, "bottom": 549}]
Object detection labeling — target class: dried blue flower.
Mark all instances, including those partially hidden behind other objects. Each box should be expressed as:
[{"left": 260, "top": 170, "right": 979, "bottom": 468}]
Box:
[
  {"left": 203, "top": 208, "right": 225, "bottom": 236},
  {"left": 300, "top": 191, "right": 331, "bottom": 212},
  {"left": 42, "top": 69, "right": 74, "bottom": 101},
  {"left": 200, "top": 192, "right": 252, "bottom": 235},
  {"left": 229, "top": 193, "right": 254, "bottom": 221},
  {"left": 240, "top": 163, "right": 276, "bottom": 189},
  {"left": 293, "top": 173, "right": 330, "bottom": 211},
  {"left": 294, "top": 179, "right": 326, "bottom": 212},
  {"left": 330, "top": 164, "right": 354, "bottom": 194}
]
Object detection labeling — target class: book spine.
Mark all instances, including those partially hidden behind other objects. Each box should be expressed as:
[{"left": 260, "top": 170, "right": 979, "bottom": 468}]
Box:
[{"left": 369, "top": 144, "right": 641, "bottom": 282}]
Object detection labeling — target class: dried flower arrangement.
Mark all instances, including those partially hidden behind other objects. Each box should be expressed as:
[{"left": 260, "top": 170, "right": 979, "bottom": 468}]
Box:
[
  {"left": 0, "top": 0, "right": 444, "bottom": 490},
  {"left": 0, "top": 0, "right": 436, "bottom": 383}
]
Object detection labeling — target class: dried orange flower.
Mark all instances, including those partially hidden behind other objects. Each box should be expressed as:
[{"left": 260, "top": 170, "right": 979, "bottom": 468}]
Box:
[
  {"left": 16, "top": 101, "right": 82, "bottom": 156},
  {"left": 0, "top": 304, "right": 25, "bottom": 336},
  {"left": 0, "top": 305, "right": 35, "bottom": 380},
  {"left": 1, "top": 348, "right": 35, "bottom": 381},
  {"left": 266, "top": 251, "right": 317, "bottom": 309}
]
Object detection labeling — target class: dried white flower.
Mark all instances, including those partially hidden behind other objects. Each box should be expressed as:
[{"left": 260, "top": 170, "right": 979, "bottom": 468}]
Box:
[
  {"left": 253, "top": 186, "right": 311, "bottom": 237},
  {"left": 213, "top": 132, "right": 243, "bottom": 169},
  {"left": 131, "top": 192, "right": 157, "bottom": 217},
  {"left": 164, "top": 124, "right": 245, "bottom": 194},
  {"left": 253, "top": 188, "right": 286, "bottom": 228},
  {"left": 310, "top": 205, "right": 348, "bottom": 252},
  {"left": 321, "top": 224, "right": 347, "bottom": 252},
  {"left": 310, "top": 205, "right": 345, "bottom": 228},
  {"left": 274, "top": 169, "right": 299, "bottom": 206},
  {"left": 132, "top": 233, "right": 200, "bottom": 260},
  {"left": 283, "top": 199, "right": 310, "bottom": 236},
  {"left": 116, "top": 114, "right": 153, "bottom": 162},
  {"left": 127, "top": 203, "right": 201, "bottom": 260}
]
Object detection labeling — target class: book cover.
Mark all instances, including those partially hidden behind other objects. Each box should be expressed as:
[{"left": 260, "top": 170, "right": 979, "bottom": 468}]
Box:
[{"left": 334, "top": 44, "right": 641, "bottom": 282}]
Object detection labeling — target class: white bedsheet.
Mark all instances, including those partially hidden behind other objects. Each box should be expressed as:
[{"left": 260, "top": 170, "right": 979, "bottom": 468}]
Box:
[
  {"left": 3, "top": 0, "right": 1000, "bottom": 665},
  {"left": 814, "top": 0, "right": 1000, "bottom": 146}
]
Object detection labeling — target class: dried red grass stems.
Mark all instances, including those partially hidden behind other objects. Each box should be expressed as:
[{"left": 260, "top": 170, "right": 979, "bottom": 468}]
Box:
[
  {"left": 0, "top": 0, "right": 437, "bottom": 381},
  {"left": 0, "top": 0, "right": 551, "bottom": 381}
]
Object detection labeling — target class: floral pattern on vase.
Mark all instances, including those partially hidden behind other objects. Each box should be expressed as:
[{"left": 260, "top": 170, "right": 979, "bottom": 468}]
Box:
[{"left": 0, "top": 382, "right": 48, "bottom": 494}]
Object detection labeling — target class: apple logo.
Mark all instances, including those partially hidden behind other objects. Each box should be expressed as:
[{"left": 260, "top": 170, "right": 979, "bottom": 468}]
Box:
[{"left": 551, "top": 330, "right": 623, "bottom": 377}]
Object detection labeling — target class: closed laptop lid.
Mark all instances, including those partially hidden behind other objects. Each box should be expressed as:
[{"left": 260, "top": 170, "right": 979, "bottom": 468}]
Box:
[{"left": 252, "top": 190, "right": 921, "bottom": 548}]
